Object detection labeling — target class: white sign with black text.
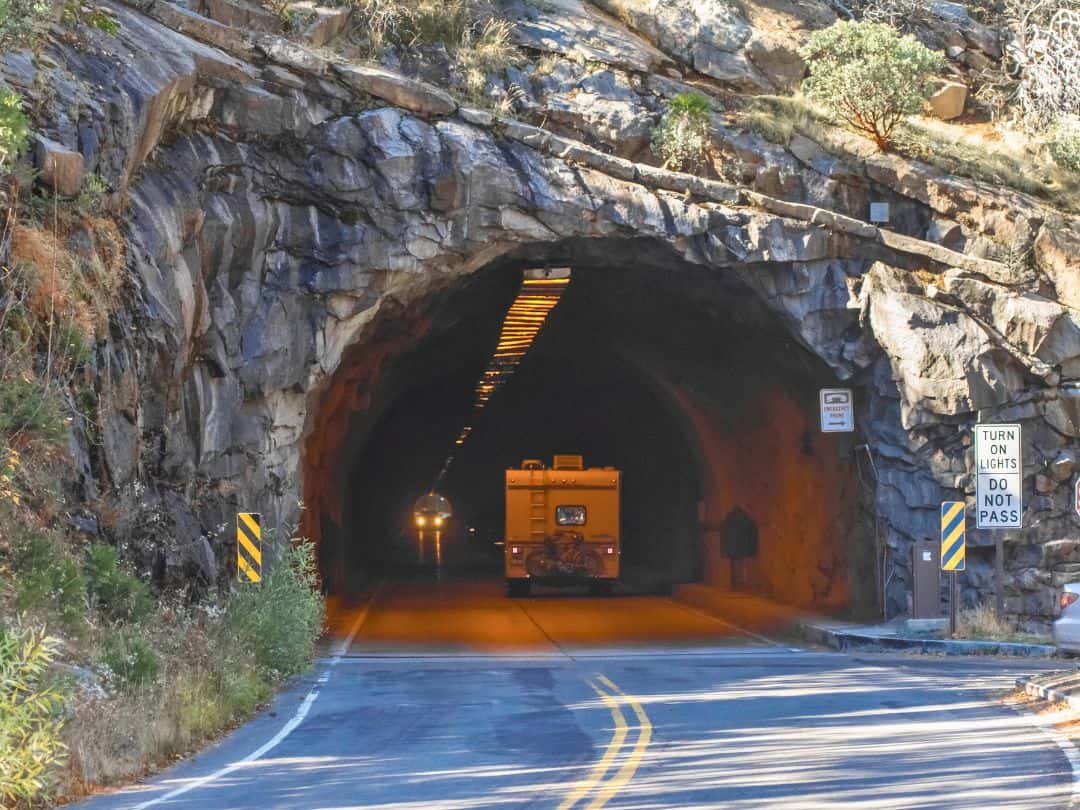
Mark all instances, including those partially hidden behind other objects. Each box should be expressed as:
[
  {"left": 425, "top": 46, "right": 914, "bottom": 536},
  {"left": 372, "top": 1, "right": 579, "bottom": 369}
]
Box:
[
  {"left": 819, "top": 389, "right": 854, "bottom": 433},
  {"left": 974, "top": 424, "right": 1023, "bottom": 529}
]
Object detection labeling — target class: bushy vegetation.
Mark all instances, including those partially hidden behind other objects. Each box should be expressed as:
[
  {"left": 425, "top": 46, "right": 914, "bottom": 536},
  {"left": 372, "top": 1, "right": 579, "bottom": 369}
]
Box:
[
  {"left": 0, "top": 0, "right": 53, "bottom": 49},
  {"left": 84, "top": 544, "right": 154, "bottom": 625},
  {"left": 100, "top": 629, "right": 159, "bottom": 689},
  {"left": 67, "top": 540, "right": 324, "bottom": 787},
  {"left": 651, "top": 92, "right": 713, "bottom": 173},
  {"left": 0, "top": 626, "right": 66, "bottom": 807},
  {"left": 0, "top": 90, "right": 28, "bottom": 171},
  {"left": 224, "top": 541, "right": 325, "bottom": 679},
  {"left": 9, "top": 520, "right": 87, "bottom": 631},
  {"left": 1006, "top": 0, "right": 1080, "bottom": 130},
  {"left": 799, "top": 21, "right": 944, "bottom": 150},
  {"left": 1049, "top": 113, "right": 1080, "bottom": 171}
]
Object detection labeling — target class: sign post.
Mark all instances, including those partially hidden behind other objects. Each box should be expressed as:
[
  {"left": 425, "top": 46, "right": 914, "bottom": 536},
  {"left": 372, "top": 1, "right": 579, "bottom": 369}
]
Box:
[
  {"left": 819, "top": 389, "right": 854, "bottom": 433},
  {"left": 237, "top": 512, "right": 262, "bottom": 583},
  {"left": 941, "top": 501, "right": 966, "bottom": 637}
]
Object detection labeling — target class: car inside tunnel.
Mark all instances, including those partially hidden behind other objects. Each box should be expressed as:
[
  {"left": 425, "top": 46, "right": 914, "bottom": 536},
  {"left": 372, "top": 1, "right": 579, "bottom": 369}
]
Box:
[{"left": 303, "top": 238, "right": 875, "bottom": 620}]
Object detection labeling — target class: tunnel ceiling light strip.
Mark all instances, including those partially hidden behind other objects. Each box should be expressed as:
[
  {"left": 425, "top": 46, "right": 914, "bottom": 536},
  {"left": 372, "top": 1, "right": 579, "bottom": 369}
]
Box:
[{"left": 434, "top": 271, "right": 571, "bottom": 483}]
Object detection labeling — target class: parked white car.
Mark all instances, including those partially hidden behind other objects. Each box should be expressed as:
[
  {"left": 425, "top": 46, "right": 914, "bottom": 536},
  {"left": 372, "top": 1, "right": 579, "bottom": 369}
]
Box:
[{"left": 1053, "top": 583, "right": 1080, "bottom": 652}]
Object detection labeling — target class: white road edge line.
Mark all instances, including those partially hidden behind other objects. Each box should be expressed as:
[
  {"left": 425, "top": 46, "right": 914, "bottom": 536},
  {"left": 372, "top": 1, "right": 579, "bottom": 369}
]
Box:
[
  {"left": 662, "top": 597, "right": 790, "bottom": 648},
  {"left": 127, "top": 583, "right": 385, "bottom": 810},
  {"left": 1018, "top": 706, "right": 1080, "bottom": 808}
]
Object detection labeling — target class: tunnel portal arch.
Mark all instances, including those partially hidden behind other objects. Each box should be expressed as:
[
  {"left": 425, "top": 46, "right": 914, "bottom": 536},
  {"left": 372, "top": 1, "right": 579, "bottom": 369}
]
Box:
[{"left": 300, "top": 236, "right": 876, "bottom": 615}]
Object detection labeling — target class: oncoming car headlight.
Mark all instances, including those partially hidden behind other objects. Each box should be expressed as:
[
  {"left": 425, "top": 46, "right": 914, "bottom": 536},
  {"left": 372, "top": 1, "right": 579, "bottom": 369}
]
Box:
[
  {"left": 434, "top": 516, "right": 443, "bottom": 527},
  {"left": 416, "top": 515, "right": 426, "bottom": 527}
]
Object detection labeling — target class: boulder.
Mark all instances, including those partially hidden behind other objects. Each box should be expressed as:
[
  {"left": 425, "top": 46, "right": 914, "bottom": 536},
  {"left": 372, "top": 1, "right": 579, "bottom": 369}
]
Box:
[
  {"left": 1051, "top": 450, "right": 1077, "bottom": 482},
  {"left": 35, "top": 136, "right": 84, "bottom": 196},
  {"left": 196, "top": 0, "right": 279, "bottom": 33},
  {"left": 927, "top": 81, "right": 967, "bottom": 121},
  {"left": 1035, "top": 221, "right": 1080, "bottom": 312},
  {"left": 512, "top": 0, "right": 669, "bottom": 74},
  {"left": 334, "top": 64, "right": 457, "bottom": 117},
  {"left": 745, "top": 32, "right": 805, "bottom": 91}
]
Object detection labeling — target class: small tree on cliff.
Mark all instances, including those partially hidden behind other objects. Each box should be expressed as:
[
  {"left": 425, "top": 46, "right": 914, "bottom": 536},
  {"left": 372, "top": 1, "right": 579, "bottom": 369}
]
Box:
[{"left": 799, "top": 21, "right": 944, "bottom": 151}]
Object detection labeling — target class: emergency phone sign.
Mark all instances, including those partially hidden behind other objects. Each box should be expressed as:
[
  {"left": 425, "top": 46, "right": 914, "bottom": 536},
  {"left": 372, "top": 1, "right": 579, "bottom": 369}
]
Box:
[
  {"left": 819, "top": 389, "right": 854, "bottom": 433},
  {"left": 974, "top": 424, "right": 1022, "bottom": 529}
]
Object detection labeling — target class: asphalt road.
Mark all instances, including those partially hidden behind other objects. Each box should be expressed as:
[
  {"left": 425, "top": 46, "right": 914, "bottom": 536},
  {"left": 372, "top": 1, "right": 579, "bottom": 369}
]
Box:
[{"left": 73, "top": 579, "right": 1076, "bottom": 809}]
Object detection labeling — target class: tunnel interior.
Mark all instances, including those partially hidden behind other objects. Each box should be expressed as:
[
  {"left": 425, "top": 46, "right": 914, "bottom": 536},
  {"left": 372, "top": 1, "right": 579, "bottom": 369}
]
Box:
[{"left": 305, "top": 239, "right": 871, "bottom": 615}]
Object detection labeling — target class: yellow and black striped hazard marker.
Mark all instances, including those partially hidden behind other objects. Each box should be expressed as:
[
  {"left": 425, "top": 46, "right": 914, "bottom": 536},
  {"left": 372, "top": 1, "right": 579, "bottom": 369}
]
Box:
[
  {"left": 237, "top": 512, "right": 262, "bottom": 583},
  {"left": 940, "top": 501, "right": 966, "bottom": 572}
]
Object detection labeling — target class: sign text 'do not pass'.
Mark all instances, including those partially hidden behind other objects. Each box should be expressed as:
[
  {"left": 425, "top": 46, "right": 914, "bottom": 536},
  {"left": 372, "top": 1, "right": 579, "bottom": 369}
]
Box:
[{"left": 974, "top": 424, "right": 1022, "bottom": 530}]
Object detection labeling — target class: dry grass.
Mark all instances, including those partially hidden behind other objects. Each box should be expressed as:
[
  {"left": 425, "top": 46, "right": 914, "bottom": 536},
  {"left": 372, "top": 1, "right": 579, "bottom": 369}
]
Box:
[
  {"left": 335, "top": 0, "right": 520, "bottom": 111},
  {"left": 740, "top": 94, "right": 841, "bottom": 149},
  {"left": 953, "top": 602, "right": 1016, "bottom": 640},
  {"left": 456, "top": 18, "right": 521, "bottom": 107},
  {"left": 8, "top": 217, "right": 125, "bottom": 342},
  {"left": 737, "top": 94, "right": 1080, "bottom": 214},
  {"left": 895, "top": 118, "right": 1080, "bottom": 213},
  {"left": 64, "top": 647, "right": 271, "bottom": 794}
]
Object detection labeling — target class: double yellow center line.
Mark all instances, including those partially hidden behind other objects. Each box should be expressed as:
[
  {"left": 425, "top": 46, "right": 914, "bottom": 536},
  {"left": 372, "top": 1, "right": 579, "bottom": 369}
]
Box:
[{"left": 558, "top": 675, "right": 652, "bottom": 809}]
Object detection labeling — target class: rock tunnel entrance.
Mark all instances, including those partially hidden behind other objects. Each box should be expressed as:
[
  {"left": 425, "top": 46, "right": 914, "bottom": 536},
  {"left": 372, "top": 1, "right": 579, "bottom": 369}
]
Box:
[{"left": 302, "top": 239, "right": 874, "bottom": 617}]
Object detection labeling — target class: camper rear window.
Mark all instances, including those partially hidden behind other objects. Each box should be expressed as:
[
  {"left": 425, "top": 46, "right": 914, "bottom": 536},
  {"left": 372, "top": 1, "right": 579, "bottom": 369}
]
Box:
[{"left": 556, "top": 505, "right": 586, "bottom": 525}]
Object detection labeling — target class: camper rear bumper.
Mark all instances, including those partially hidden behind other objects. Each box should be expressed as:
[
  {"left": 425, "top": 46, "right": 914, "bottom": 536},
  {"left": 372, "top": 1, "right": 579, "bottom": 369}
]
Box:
[{"left": 504, "top": 540, "right": 620, "bottom": 579}]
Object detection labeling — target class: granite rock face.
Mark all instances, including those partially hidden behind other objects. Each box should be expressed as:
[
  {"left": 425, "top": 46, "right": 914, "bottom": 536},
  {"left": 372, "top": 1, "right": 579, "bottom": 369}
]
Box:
[{"left": 5, "top": 0, "right": 1080, "bottom": 628}]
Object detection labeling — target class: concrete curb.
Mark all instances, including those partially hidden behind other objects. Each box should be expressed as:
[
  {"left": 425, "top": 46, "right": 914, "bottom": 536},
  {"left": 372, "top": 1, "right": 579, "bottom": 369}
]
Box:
[
  {"left": 799, "top": 622, "right": 1061, "bottom": 658},
  {"left": 1017, "top": 676, "right": 1079, "bottom": 707}
]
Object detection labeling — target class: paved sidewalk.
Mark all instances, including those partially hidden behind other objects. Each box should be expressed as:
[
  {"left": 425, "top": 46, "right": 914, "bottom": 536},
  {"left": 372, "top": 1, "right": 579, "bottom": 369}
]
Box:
[
  {"left": 803, "top": 618, "right": 1063, "bottom": 657},
  {"left": 667, "top": 584, "right": 1066, "bottom": 657}
]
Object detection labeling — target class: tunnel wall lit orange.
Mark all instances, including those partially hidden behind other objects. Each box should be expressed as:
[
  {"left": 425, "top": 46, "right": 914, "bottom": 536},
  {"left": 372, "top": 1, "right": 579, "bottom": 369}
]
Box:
[{"left": 672, "top": 386, "right": 856, "bottom": 611}]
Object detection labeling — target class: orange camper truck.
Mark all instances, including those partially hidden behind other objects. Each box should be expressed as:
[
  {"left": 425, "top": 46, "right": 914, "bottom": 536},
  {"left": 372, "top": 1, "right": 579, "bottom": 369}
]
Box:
[{"left": 503, "top": 455, "right": 620, "bottom": 596}]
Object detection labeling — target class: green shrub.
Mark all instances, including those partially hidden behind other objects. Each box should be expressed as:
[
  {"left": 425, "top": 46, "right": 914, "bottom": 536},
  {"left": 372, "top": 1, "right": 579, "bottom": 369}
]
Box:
[
  {"left": 84, "top": 544, "right": 154, "bottom": 624},
  {"left": 0, "top": 370, "right": 67, "bottom": 442},
  {"left": 1049, "top": 114, "right": 1080, "bottom": 172},
  {"left": 799, "top": 21, "right": 944, "bottom": 151},
  {"left": 99, "top": 629, "right": 158, "bottom": 689},
  {"left": 0, "top": 0, "right": 53, "bottom": 49},
  {"left": 10, "top": 524, "right": 87, "bottom": 630},
  {"left": 85, "top": 8, "right": 119, "bottom": 35},
  {"left": 0, "top": 626, "right": 66, "bottom": 806},
  {"left": 0, "top": 89, "right": 28, "bottom": 171},
  {"left": 651, "top": 92, "right": 713, "bottom": 173},
  {"left": 224, "top": 540, "right": 324, "bottom": 680}
]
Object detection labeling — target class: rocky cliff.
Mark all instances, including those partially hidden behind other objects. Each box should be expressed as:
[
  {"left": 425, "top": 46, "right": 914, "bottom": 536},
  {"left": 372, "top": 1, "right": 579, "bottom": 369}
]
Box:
[{"left": 4, "top": 0, "right": 1080, "bottom": 627}]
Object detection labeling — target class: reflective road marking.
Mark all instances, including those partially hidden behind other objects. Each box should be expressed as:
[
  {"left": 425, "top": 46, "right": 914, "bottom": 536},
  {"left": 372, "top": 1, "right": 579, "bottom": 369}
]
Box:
[
  {"left": 560, "top": 674, "right": 652, "bottom": 809},
  {"left": 557, "top": 680, "right": 627, "bottom": 810},
  {"left": 587, "top": 675, "right": 652, "bottom": 809}
]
